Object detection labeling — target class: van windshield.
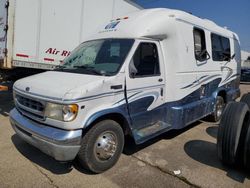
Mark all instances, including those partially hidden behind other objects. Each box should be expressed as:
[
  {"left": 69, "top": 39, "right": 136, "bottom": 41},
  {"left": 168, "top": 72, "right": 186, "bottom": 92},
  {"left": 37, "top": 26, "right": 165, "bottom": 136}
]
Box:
[{"left": 55, "top": 39, "right": 134, "bottom": 76}]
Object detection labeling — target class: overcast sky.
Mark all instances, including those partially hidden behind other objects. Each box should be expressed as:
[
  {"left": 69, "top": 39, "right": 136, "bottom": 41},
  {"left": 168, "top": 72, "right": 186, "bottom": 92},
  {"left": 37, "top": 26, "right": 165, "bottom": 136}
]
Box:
[{"left": 135, "top": 0, "right": 250, "bottom": 52}]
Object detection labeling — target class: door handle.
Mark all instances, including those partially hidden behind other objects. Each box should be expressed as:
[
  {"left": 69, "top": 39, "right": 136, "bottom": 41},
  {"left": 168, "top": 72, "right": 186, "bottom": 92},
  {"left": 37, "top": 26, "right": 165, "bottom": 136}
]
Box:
[
  {"left": 110, "top": 85, "right": 123, "bottom": 90},
  {"left": 160, "top": 88, "right": 163, "bottom": 96},
  {"left": 158, "top": 78, "right": 163, "bottom": 82}
]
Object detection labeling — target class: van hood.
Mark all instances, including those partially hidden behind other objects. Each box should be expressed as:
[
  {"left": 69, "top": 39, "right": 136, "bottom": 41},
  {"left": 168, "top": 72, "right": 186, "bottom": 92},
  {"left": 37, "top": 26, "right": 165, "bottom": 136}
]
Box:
[{"left": 14, "top": 71, "right": 108, "bottom": 101}]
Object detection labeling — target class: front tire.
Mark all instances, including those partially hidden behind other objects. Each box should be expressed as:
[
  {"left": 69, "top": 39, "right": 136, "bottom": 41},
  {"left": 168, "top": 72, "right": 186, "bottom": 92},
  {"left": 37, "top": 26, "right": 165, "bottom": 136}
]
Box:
[{"left": 77, "top": 120, "right": 124, "bottom": 173}]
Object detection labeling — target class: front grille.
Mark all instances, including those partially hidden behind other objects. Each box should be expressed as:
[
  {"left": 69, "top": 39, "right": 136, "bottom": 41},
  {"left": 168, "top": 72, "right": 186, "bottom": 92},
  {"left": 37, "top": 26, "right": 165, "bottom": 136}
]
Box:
[
  {"left": 15, "top": 93, "right": 45, "bottom": 121},
  {"left": 16, "top": 95, "right": 44, "bottom": 111}
]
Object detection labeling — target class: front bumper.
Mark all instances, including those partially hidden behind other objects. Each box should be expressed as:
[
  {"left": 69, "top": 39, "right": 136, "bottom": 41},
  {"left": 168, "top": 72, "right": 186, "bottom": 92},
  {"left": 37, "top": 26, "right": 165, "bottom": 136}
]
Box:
[{"left": 10, "top": 108, "right": 82, "bottom": 161}]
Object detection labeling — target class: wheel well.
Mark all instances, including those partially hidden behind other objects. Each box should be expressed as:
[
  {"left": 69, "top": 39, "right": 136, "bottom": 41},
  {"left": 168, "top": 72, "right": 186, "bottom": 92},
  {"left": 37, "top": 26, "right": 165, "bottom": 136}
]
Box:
[
  {"left": 86, "top": 113, "right": 132, "bottom": 136},
  {"left": 218, "top": 90, "right": 227, "bottom": 103}
]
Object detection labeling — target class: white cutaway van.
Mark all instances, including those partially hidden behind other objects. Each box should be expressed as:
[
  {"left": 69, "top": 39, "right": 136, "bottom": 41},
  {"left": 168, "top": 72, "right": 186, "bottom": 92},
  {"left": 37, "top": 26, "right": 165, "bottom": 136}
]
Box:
[{"left": 10, "top": 8, "right": 241, "bottom": 173}]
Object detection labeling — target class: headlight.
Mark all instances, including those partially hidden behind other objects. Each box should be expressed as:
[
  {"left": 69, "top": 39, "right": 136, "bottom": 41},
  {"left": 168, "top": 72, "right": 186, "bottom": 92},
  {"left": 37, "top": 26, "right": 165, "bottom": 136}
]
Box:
[{"left": 45, "top": 103, "right": 78, "bottom": 122}]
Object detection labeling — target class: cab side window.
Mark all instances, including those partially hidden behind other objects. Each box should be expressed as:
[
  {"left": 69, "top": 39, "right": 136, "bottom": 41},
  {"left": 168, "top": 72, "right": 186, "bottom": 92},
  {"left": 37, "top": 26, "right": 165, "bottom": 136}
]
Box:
[{"left": 130, "top": 43, "right": 160, "bottom": 77}]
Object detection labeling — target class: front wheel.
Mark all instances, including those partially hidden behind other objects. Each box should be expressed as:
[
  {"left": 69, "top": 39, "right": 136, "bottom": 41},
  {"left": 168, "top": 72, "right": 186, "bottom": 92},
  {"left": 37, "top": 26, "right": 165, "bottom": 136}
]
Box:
[{"left": 77, "top": 120, "right": 124, "bottom": 173}]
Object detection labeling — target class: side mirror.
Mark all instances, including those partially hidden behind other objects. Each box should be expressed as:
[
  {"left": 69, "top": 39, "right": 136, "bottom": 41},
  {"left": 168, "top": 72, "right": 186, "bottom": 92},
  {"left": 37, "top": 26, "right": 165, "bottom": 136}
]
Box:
[
  {"left": 196, "top": 49, "right": 210, "bottom": 62},
  {"left": 129, "top": 59, "right": 138, "bottom": 78},
  {"left": 231, "top": 53, "right": 236, "bottom": 60},
  {"left": 130, "top": 71, "right": 136, "bottom": 78},
  {"left": 222, "top": 52, "right": 235, "bottom": 62}
]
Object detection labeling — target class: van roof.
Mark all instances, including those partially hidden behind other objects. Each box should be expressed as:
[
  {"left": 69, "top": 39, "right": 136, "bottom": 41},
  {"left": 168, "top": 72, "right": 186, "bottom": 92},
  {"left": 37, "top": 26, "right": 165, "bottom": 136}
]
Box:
[{"left": 89, "top": 8, "right": 239, "bottom": 41}]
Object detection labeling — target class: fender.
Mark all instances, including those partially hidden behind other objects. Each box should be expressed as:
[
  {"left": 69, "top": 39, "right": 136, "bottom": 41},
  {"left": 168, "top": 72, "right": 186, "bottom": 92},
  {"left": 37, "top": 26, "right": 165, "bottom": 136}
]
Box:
[
  {"left": 212, "top": 85, "right": 239, "bottom": 103},
  {"left": 212, "top": 87, "right": 227, "bottom": 100},
  {"left": 83, "top": 107, "right": 132, "bottom": 130}
]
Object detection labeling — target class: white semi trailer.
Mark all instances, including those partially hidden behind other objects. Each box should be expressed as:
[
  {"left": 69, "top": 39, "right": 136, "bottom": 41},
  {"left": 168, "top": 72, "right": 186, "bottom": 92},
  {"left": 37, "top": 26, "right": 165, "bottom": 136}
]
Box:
[{"left": 0, "top": 0, "right": 141, "bottom": 83}]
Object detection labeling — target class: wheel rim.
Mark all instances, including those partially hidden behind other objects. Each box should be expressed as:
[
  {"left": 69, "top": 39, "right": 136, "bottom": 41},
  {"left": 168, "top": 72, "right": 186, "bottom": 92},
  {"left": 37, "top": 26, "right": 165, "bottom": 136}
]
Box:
[
  {"left": 216, "top": 98, "right": 224, "bottom": 119},
  {"left": 94, "top": 132, "right": 117, "bottom": 161}
]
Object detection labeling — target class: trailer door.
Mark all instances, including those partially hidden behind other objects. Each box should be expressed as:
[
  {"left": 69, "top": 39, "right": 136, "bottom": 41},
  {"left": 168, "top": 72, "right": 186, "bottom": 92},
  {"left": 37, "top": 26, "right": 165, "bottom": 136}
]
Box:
[{"left": 0, "top": 0, "right": 8, "bottom": 60}]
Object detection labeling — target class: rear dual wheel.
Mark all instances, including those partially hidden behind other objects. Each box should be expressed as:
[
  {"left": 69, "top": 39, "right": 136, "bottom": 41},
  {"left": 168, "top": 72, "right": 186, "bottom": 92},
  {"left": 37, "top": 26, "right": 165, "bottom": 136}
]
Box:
[
  {"left": 209, "top": 96, "right": 225, "bottom": 122},
  {"left": 213, "top": 96, "right": 225, "bottom": 122}
]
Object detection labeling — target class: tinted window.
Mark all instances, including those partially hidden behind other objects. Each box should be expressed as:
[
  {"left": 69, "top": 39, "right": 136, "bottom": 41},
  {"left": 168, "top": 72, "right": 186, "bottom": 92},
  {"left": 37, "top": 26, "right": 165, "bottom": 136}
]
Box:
[
  {"left": 193, "top": 28, "right": 206, "bottom": 61},
  {"left": 211, "top": 33, "right": 231, "bottom": 61},
  {"left": 130, "top": 43, "right": 160, "bottom": 77}
]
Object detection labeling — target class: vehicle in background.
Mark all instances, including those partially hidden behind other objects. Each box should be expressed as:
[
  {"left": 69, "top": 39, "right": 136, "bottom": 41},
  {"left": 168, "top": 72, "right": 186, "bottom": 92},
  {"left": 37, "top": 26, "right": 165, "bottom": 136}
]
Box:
[
  {"left": 0, "top": 0, "right": 141, "bottom": 83},
  {"left": 241, "top": 53, "right": 250, "bottom": 81},
  {"left": 10, "top": 8, "right": 241, "bottom": 173}
]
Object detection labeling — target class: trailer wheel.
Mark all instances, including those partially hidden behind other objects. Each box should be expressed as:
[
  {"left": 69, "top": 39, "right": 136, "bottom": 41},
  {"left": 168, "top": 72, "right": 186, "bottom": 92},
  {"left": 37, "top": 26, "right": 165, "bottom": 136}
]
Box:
[
  {"left": 217, "top": 102, "right": 249, "bottom": 166},
  {"left": 210, "top": 96, "right": 225, "bottom": 122},
  {"left": 77, "top": 120, "right": 124, "bottom": 173},
  {"left": 240, "top": 93, "right": 250, "bottom": 109}
]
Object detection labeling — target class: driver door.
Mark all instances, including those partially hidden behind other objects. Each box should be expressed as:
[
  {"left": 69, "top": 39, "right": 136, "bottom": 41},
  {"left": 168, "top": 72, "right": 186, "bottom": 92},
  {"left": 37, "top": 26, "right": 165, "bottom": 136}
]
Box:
[{"left": 125, "top": 40, "right": 166, "bottom": 141}]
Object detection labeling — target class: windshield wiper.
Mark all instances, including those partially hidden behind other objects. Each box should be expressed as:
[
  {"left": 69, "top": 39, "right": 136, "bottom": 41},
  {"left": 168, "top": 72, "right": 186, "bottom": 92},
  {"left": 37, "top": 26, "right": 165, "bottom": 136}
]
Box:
[
  {"left": 54, "top": 65, "right": 67, "bottom": 70},
  {"left": 73, "top": 65, "right": 93, "bottom": 69},
  {"left": 73, "top": 65, "right": 104, "bottom": 76}
]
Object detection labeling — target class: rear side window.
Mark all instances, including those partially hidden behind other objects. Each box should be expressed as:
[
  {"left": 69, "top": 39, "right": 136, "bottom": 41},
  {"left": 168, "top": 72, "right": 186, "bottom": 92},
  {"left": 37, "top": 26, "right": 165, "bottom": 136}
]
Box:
[
  {"left": 211, "top": 33, "right": 231, "bottom": 61},
  {"left": 193, "top": 28, "right": 207, "bottom": 61},
  {"left": 130, "top": 43, "right": 160, "bottom": 77}
]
